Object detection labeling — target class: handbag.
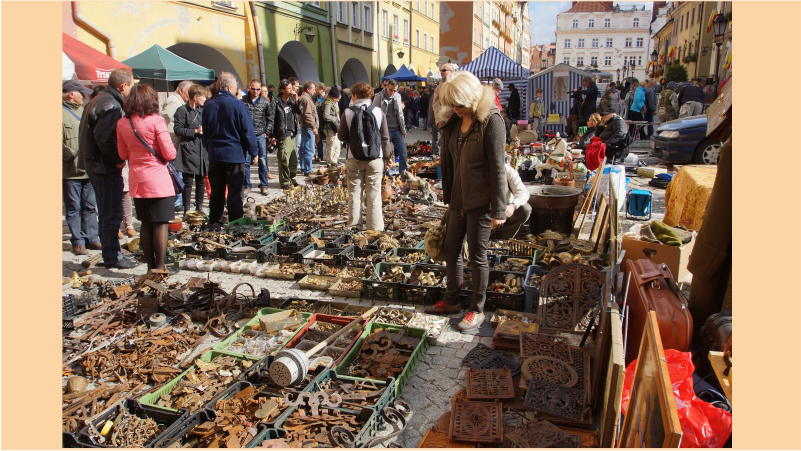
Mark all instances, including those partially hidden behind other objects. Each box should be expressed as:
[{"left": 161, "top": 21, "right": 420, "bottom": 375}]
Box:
[
  {"left": 424, "top": 209, "right": 450, "bottom": 262},
  {"left": 128, "top": 117, "right": 184, "bottom": 194}
]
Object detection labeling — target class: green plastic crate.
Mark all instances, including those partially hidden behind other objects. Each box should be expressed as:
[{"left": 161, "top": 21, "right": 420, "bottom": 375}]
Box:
[
  {"left": 361, "top": 262, "right": 412, "bottom": 301},
  {"left": 273, "top": 404, "right": 377, "bottom": 447},
  {"left": 138, "top": 350, "right": 261, "bottom": 413},
  {"left": 335, "top": 322, "right": 428, "bottom": 398},
  {"left": 214, "top": 308, "right": 312, "bottom": 357}
]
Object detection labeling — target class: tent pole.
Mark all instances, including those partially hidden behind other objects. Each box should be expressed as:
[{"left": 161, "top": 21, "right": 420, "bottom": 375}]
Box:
[{"left": 249, "top": 2, "right": 267, "bottom": 85}]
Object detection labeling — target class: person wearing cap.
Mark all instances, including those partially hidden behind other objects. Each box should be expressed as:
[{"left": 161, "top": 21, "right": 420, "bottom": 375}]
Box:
[
  {"left": 63, "top": 80, "right": 100, "bottom": 255},
  {"left": 678, "top": 78, "right": 706, "bottom": 118},
  {"left": 321, "top": 86, "right": 342, "bottom": 173}
]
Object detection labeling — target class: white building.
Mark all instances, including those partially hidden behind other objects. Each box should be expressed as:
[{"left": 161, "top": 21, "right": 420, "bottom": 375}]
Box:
[{"left": 555, "top": 2, "right": 652, "bottom": 83}]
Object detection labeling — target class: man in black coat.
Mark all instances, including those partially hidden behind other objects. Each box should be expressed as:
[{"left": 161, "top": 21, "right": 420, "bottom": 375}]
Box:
[
  {"left": 573, "top": 76, "right": 598, "bottom": 126},
  {"left": 77, "top": 68, "right": 140, "bottom": 269},
  {"left": 507, "top": 83, "right": 521, "bottom": 121},
  {"left": 243, "top": 79, "right": 275, "bottom": 194}
]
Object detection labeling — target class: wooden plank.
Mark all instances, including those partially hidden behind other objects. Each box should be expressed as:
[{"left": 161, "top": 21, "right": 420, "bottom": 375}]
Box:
[
  {"left": 619, "top": 312, "right": 682, "bottom": 448},
  {"left": 709, "top": 351, "right": 732, "bottom": 406},
  {"left": 598, "top": 310, "right": 625, "bottom": 448}
]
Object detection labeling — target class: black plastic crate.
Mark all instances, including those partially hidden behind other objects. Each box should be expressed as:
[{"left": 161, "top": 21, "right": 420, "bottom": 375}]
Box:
[
  {"left": 299, "top": 244, "right": 347, "bottom": 267},
  {"left": 330, "top": 233, "right": 355, "bottom": 248},
  {"left": 203, "top": 381, "right": 255, "bottom": 415},
  {"left": 399, "top": 264, "right": 447, "bottom": 305},
  {"left": 150, "top": 410, "right": 214, "bottom": 448},
  {"left": 492, "top": 254, "right": 535, "bottom": 272},
  {"left": 182, "top": 243, "right": 225, "bottom": 259},
  {"left": 484, "top": 270, "right": 528, "bottom": 312},
  {"left": 339, "top": 245, "right": 388, "bottom": 266},
  {"left": 240, "top": 355, "right": 321, "bottom": 397},
  {"left": 258, "top": 241, "right": 309, "bottom": 264},
  {"left": 63, "top": 295, "right": 87, "bottom": 318},
  {"left": 63, "top": 432, "right": 92, "bottom": 448},
  {"left": 77, "top": 399, "right": 189, "bottom": 448},
  {"left": 221, "top": 240, "right": 265, "bottom": 261},
  {"left": 361, "top": 262, "right": 411, "bottom": 301}
]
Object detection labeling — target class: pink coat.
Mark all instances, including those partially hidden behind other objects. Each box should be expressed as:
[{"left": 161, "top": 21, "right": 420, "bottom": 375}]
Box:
[{"left": 117, "top": 114, "right": 177, "bottom": 198}]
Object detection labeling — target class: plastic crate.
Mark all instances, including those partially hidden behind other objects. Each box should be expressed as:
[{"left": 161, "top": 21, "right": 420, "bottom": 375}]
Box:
[
  {"left": 204, "top": 381, "right": 253, "bottom": 414},
  {"left": 299, "top": 244, "right": 348, "bottom": 267},
  {"left": 182, "top": 243, "right": 226, "bottom": 259},
  {"left": 508, "top": 239, "right": 545, "bottom": 257},
  {"left": 258, "top": 241, "right": 309, "bottom": 264},
  {"left": 238, "top": 354, "right": 324, "bottom": 393},
  {"left": 273, "top": 403, "right": 377, "bottom": 447},
  {"left": 279, "top": 314, "right": 366, "bottom": 365},
  {"left": 311, "top": 228, "right": 352, "bottom": 244},
  {"left": 399, "top": 264, "right": 446, "bottom": 305},
  {"left": 138, "top": 350, "right": 261, "bottom": 413},
  {"left": 388, "top": 247, "right": 430, "bottom": 264},
  {"left": 150, "top": 410, "right": 214, "bottom": 448},
  {"left": 361, "top": 262, "right": 412, "bottom": 301},
  {"left": 493, "top": 253, "right": 540, "bottom": 272},
  {"left": 246, "top": 426, "right": 289, "bottom": 448},
  {"left": 523, "top": 265, "right": 548, "bottom": 314},
  {"left": 237, "top": 230, "right": 277, "bottom": 247},
  {"left": 485, "top": 270, "right": 528, "bottom": 312},
  {"left": 214, "top": 308, "right": 311, "bottom": 357},
  {"left": 63, "top": 432, "right": 90, "bottom": 448},
  {"left": 76, "top": 399, "right": 189, "bottom": 448},
  {"left": 265, "top": 219, "right": 290, "bottom": 233},
  {"left": 487, "top": 247, "right": 511, "bottom": 256},
  {"left": 221, "top": 240, "right": 265, "bottom": 261},
  {"left": 336, "top": 322, "right": 428, "bottom": 398},
  {"left": 338, "top": 245, "right": 387, "bottom": 266}
]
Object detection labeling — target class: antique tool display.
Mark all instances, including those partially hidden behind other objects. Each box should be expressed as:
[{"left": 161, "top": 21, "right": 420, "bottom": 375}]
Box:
[
  {"left": 343, "top": 326, "right": 421, "bottom": 380},
  {"left": 538, "top": 264, "right": 605, "bottom": 334},
  {"left": 493, "top": 257, "right": 531, "bottom": 272},
  {"left": 523, "top": 379, "right": 588, "bottom": 422},
  {"left": 155, "top": 355, "right": 254, "bottom": 413},
  {"left": 449, "top": 400, "right": 504, "bottom": 444},
  {"left": 505, "top": 420, "right": 571, "bottom": 448},
  {"left": 270, "top": 307, "right": 378, "bottom": 387},
  {"left": 465, "top": 368, "right": 515, "bottom": 400}
]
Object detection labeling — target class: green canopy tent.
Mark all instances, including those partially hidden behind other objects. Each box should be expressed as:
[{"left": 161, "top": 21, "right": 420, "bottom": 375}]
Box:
[{"left": 121, "top": 45, "right": 215, "bottom": 81}]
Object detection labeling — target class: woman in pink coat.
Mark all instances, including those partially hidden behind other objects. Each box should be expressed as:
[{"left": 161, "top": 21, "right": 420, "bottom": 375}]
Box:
[{"left": 117, "top": 84, "right": 177, "bottom": 273}]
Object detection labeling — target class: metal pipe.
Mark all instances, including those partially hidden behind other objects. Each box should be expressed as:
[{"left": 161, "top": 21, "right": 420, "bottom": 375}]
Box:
[
  {"left": 329, "top": 4, "right": 340, "bottom": 87},
  {"left": 249, "top": 2, "right": 266, "bottom": 85},
  {"left": 72, "top": 1, "right": 117, "bottom": 60}
]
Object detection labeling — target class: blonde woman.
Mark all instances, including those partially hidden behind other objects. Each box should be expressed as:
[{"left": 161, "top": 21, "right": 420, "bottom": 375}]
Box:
[{"left": 425, "top": 71, "right": 508, "bottom": 332}]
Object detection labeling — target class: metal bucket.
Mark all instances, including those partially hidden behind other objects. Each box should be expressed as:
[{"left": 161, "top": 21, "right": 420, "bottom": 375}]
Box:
[{"left": 526, "top": 185, "right": 583, "bottom": 235}]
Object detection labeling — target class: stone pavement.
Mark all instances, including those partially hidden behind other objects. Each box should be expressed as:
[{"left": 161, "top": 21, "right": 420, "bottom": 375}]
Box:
[{"left": 61, "top": 129, "right": 671, "bottom": 447}]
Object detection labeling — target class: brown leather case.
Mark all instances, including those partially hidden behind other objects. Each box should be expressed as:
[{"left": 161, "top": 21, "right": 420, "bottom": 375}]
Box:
[{"left": 624, "top": 259, "right": 693, "bottom": 365}]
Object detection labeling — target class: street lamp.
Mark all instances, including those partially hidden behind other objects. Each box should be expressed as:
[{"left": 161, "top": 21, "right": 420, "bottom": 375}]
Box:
[
  {"left": 650, "top": 49, "right": 658, "bottom": 79},
  {"left": 630, "top": 61, "right": 636, "bottom": 81},
  {"left": 294, "top": 25, "right": 316, "bottom": 43},
  {"left": 712, "top": 13, "right": 729, "bottom": 98}
]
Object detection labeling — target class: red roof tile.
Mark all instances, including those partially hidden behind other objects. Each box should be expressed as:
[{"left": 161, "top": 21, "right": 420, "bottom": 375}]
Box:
[{"left": 565, "top": 2, "right": 613, "bottom": 13}]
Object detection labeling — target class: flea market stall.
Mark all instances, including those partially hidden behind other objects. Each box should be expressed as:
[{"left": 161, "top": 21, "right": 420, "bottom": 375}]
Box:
[
  {"left": 527, "top": 64, "right": 597, "bottom": 137},
  {"left": 62, "top": 105, "right": 732, "bottom": 449},
  {"left": 460, "top": 47, "right": 529, "bottom": 120}
]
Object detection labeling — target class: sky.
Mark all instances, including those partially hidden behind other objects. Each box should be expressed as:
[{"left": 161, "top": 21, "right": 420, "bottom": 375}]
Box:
[{"left": 528, "top": 1, "right": 653, "bottom": 47}]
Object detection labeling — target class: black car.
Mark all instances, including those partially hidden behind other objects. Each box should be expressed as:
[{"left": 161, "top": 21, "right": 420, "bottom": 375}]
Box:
[{"left": 649, "top": 115, "right": 721, "bottom": 165}]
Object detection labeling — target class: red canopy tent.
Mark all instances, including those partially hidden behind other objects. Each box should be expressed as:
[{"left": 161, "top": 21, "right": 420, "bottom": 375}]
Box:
[{"left": 62, "top": 33, "right": 130, "bottom": 84}]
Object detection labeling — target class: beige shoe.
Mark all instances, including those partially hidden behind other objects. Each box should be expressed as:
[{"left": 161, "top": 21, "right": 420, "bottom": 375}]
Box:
[
  {"left": 126, "top": 226, "right": 137, "bottom": 237},
  {"left": 457, "top": 311, "right": 485, "bottom": 332}
]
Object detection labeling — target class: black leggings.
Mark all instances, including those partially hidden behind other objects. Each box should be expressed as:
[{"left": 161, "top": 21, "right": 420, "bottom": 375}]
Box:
[
  {"left": 182, "top": 173, "right": 206, "bottom": 211},
  {"left": 140, "top": 222, "right": 169, "bottom": 271}
]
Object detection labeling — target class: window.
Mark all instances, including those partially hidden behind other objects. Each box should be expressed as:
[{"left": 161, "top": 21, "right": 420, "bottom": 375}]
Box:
[
  {"left": 309, "top": 1, "right": 321, "bottom": 7},
  {"left": 473, "top": 3, "right": 477, "bottom": 15},
  {"left": 213, "top": 1, "right": 235, "bottom": 7},
  {"left": 698, "top": 6, "right": 703, "bottom": 23},
  {"left": 382, "top": 10, "right": 388, "bottom": 37},
  {"left": 578, "top": 38, "right": 584, "bottom": 48},
  {"left": 576, "top": 56, "right": 584, "bottom": 66},
  {"left": 604, "top": 18, "right": 611, "bottom": 27},
  {"left": 423, "top": 31, "right": 428, "bottom": 50},
  {"left": 564, "top": 38, "right": 571, "bottom": 48},
  {"left": 431, "top": 35, "right": 434, "bottom": 51},
  {"left": 473, "top": 29, "right": 476, "bottom": 43},
  {"left": 415, "top": 28, "right": 420, "bottom": 47},
  {"left": 415, "top": 2, "right": 419, "bottom": 11},
  {"left": 592, "top": 38, "right": 598, "bottom": 48},
  {"left": 625, "top": 37, "right": 632, "bottom": 48},
  {"left": 364, "top": 4, "right": 372, "bottom": 32},
  {"left": 590, "top": 56, "right": 597, "bottom": 66},
  {"left": 588, "top": 18, "right": 594, "bottom": 28},
  {"left": 572, "top": 19, "right": 578, "bottom": 28},
  {"left": 564, "top": 57, "right": 570, "bottom": 65},
  {"left": 637, "top": 56, "right": 642, "bottom": 66},
  {"left": 423, "top": 2, "right": 427, "bottom": 15},
  {"left": 636, "top": 37, "right": 643, "bottom": 48},
  {"left": 686, "top": 12, "right": 690, "bottom": 28},
  {"left": 431, "top": 2, "right": 435, "bottom": 19},
  {"left": 691, "top": 8, "right": 695, "bottom": 25},
  {"left": 403, "top": 19, "right": 408, "bottom": 43},
  {"left": 352, "top": 2, "right": 360, "bottom": 28},
  {"left": 479, "top": 4, "right": 483, "bottom": 19},
  {"left": 623, "top": 56, "right": 628, "bottom": 66},
  {"left": 486, "top": 37, "right": 489, "bottom": 48},
  {"left": 606, "top": 38, "right": 613, "bottom": 48},
  {"left": 393, "top": 15, "right": 398, "bottom": 40},
  {"left": 604, "top": 56, "right": 611, "bottom": 66},
  {"left": 680, "top": 15, "right": 684, "bottom": 31},
  {"left": 633, "top": 17, "right": 639, "bottom": 27},
  {"left": 337, "top": 2, "right": 348, "bottom": 24}
]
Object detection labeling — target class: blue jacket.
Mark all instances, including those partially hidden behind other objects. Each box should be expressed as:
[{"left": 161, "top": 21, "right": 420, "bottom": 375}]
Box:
[
  {"left": 630, "top": 86, "right": 646, "bottom": 113},
  {"left": 202, "top": 90, "right": 258, "bottom": 163}
]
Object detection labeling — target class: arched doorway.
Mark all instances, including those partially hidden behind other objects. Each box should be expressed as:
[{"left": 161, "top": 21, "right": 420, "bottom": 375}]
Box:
[
  {"left": 278, "top": 41, "right": 319, "bottom": 83},
  {"left": 384, "top": 64, "right": 397, "bottom": 77},
  {"left": 167, "top": 43, "right": 241, "bottom": 86},
  {"left": 340, "top": 58, "right": 369, "bottom": 88}
]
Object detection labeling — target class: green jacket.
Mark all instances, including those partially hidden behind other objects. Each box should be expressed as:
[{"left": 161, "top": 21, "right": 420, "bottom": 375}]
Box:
[{"left": 62, "top": 100, "right": 87, "bottom": 179}]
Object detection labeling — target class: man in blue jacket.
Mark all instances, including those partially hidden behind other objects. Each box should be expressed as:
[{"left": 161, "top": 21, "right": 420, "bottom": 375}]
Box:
[
  {"left": 628, "top": 80, "right": 647, "bottom": 140},
  {"left": 202, "top": 72, "right": 258, "bottom": 227}
]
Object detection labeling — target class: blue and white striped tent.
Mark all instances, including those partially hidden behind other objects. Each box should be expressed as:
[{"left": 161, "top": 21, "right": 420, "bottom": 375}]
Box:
[
  {"left": 527, "top": 64, "right": 596, "bottom": 123},
  {"left": 459, "top": 47, "right": 529, "bottom": 80}
]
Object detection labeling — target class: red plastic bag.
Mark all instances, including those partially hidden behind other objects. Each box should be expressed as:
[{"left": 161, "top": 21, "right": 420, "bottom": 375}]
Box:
[{"left": 621, "top": 349, "right": 732, "bottom": 448}]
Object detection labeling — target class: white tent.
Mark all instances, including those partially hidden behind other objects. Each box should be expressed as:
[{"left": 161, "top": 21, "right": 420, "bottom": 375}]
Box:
[{"left": 62, "top": 51, "right": 76, "bottom": 80}]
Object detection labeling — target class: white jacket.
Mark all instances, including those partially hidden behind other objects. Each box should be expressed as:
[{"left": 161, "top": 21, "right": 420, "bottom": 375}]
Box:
[{"left": 505, "top": 165, "right": 530, "bottom": 209}]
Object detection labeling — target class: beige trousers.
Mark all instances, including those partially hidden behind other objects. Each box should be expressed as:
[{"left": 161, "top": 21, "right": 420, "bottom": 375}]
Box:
[
  {"left": 346, "top": 158, "right": 384, "bottom": 231},
  {"left": 324, "top": 133, "right": 341, "bottom": 167}
]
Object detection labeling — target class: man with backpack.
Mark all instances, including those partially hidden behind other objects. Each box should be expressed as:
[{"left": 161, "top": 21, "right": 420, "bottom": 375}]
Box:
[
  {"left": 265, "top": 79, "right": 302, "bottom": 190},
  {"left": 337, "top": 82, "right": 391, "bottom": 231},
  {"left": 657, "top": 81, "right": 678, "bottom": 123},
  {"left": 372, "top": 79, "right": 407, "bottom": 173}
]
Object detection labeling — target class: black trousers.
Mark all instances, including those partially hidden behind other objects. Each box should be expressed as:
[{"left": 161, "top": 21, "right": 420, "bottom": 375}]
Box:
[
  {"left": 628, "top": 111, "right": 648, "bottom": 139},
  {"left": 208, "top": 161, "right": 245, "bottom": 225},
  {"left": 442, "top": 206, "right": 493, "bottom": 313},
  {"left": 182, "top": 173, "right": 206, "bottom": 211}
]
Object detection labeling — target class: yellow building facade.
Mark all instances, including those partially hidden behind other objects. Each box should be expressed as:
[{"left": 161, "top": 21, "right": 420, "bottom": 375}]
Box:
[
  {"left": 410, "top": 1, "right": 439, "bottom": 80},
  {"left": 376, "top": 1, "right": 411, "bottom": 79}
]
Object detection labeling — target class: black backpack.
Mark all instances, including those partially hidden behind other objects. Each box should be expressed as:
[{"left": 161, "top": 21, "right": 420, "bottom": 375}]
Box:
[{"left": 347, "top": 104, "right": 381, "bottom": 161}]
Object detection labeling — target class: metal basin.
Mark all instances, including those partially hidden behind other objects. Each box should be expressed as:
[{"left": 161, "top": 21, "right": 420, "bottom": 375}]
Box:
[{"left": 526, "top": 185, "right": 583, "bottom": 235}]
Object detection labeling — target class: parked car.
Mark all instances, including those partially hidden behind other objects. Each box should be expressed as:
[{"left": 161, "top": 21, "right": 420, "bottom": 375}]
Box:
[{"left": 649, "top": 115, "right": 721, "bottom": 165}]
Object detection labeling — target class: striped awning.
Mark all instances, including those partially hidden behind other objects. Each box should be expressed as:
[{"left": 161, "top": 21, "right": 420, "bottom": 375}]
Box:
[{"left": 459, "top": 47, "right": 529, "bottom": 80}]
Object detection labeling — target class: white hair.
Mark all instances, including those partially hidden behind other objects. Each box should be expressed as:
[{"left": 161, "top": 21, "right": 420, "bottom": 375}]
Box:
[
  {"left": 217, "top": 72, "right": 237, "bottom": 92},
  {"left": 176, "top": 80, "right": 192, "bottom": 93},
  {"left": 438, "top": 71, "right": 484, "bottom": 111}
]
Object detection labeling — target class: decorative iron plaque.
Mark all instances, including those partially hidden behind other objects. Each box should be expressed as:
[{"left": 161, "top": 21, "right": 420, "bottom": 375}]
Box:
[
  {"left": 475, "top": 353, "right": 521, "bottom": 377},
  {"left": 461, "top": 343, "right": 496, "bottom": 368},
  {"left": 506, "top": 420, "right": 569, "bottom": 448},
  {"left": 538, "top": 264, "right": 604, "bottom": 334},
  {"left": 519, "top": 331, "right": 573, "bottom": 362},
  {"left": 453, "top": 389, "right": 468, "bottom": 402},
  {"left": 419, "top": 428, "right": 476, "bottom": 448},
  {"left": 521, "top": 356, "right": 578, "bottom": 388},
  {"left": 465, "top": 368, "right": 515, "bottom": 400},
  {"left": 494, "top": 320, "right": 538, "bottom": 340},
  {"left": 569, "top": 345, "right": 592, "bottom": 397},
  {"left": 449, "top": 400, "right": 503, "bottom": 444},
  {"left": 523, "top": 379, "right": 587, "bottom": 422}
]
